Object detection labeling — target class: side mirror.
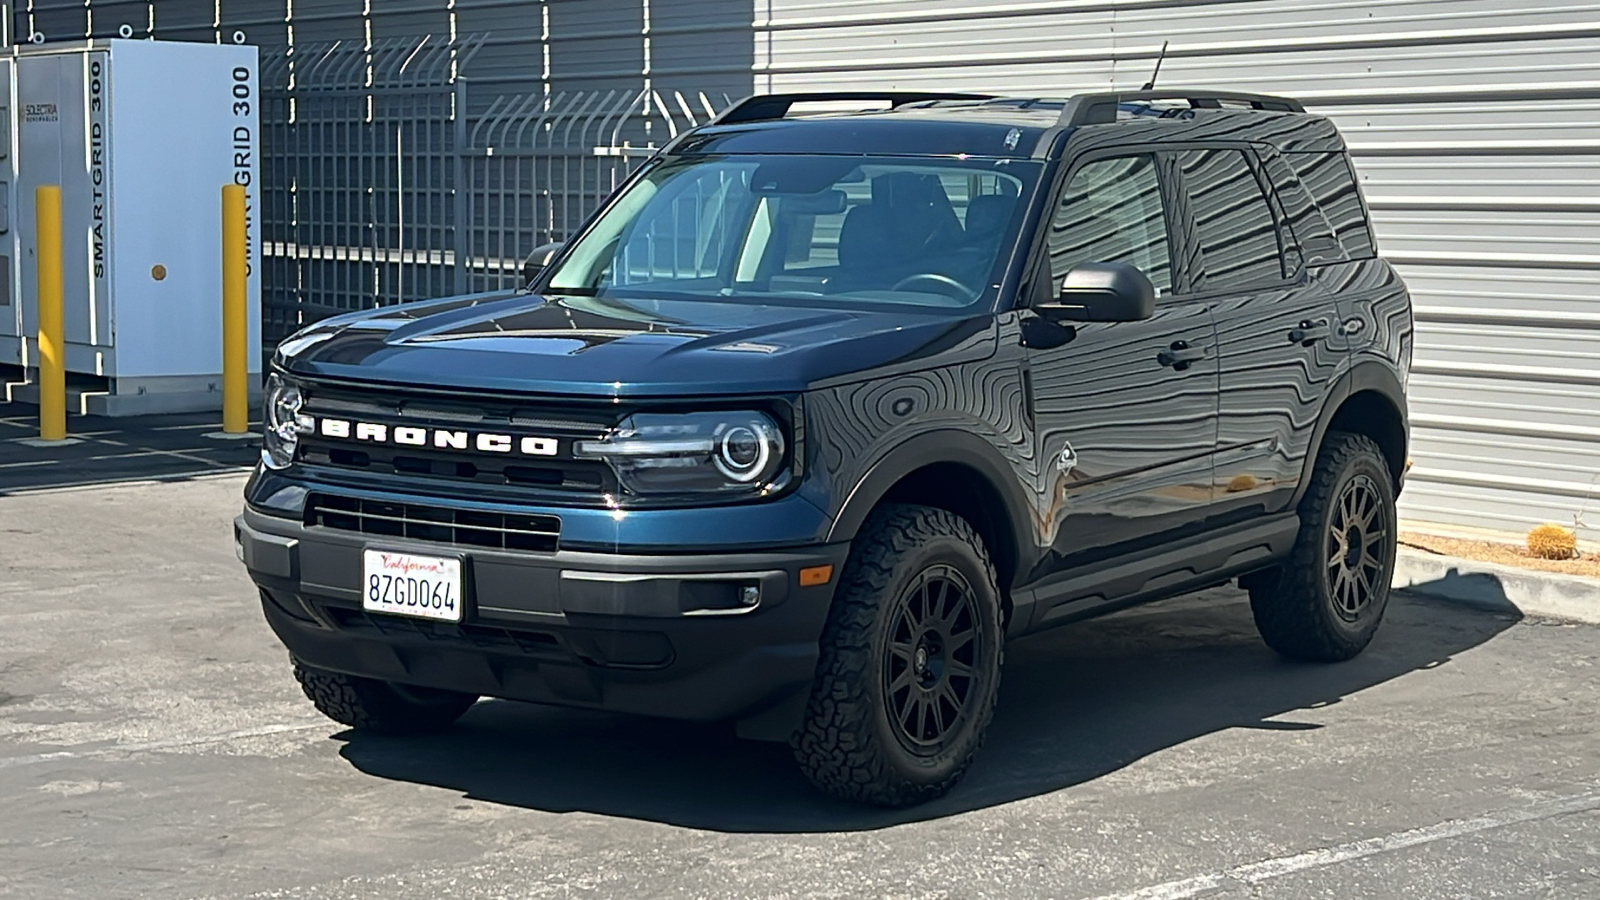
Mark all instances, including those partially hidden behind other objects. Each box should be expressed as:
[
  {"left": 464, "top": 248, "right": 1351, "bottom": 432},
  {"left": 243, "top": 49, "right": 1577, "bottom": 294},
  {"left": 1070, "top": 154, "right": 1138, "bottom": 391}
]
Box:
[
  {"left": 522, "top": 241, "right": 565, "bottom": 286},
  {"left": 1037, "top": 262, "right": 1156, "bottom": 323}
]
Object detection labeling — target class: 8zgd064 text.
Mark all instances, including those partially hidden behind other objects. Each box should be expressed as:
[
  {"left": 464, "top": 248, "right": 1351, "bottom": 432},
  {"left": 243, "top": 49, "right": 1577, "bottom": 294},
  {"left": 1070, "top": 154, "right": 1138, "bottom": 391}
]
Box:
[{"left": 361, "top": 550, "right": 463, "bottom": 622}]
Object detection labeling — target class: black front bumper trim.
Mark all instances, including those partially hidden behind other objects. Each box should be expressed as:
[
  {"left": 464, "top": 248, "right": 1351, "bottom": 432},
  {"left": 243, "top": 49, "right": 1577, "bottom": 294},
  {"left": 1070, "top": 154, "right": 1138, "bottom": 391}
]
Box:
[{"left": 236, "top": 508, "right": 849, "bottom": 730}]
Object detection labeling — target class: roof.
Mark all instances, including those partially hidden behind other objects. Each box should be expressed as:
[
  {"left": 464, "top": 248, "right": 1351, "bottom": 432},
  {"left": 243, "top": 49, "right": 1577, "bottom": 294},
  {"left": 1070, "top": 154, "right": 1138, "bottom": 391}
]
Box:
[{"left": 668, "top": 91, "right": 1345, "bottom": 159}]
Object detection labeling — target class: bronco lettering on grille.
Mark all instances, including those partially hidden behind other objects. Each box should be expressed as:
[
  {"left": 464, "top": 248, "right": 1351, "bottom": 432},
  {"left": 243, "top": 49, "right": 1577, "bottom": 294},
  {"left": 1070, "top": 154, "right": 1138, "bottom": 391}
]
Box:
[{"left": 313, "top": 417, "right": 561, "bottom": 457}]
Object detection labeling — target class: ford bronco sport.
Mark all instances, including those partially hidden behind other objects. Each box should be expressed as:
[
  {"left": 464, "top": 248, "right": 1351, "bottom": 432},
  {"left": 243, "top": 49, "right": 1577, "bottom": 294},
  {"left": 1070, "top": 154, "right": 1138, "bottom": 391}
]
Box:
[{"left": 237, "top": 90, "right": 1413, "bottom": 807}]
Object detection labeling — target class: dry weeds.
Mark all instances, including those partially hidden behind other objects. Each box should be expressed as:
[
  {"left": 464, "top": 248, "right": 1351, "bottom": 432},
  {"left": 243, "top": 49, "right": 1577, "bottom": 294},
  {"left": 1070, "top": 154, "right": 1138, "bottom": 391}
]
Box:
[{"left": 1399, "top": 531, "right": 1600, "bottom": 578}]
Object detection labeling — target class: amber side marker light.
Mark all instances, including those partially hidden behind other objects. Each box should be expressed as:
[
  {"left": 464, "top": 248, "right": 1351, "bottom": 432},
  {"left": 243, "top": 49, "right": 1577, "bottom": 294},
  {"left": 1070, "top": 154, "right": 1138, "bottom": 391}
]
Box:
[{"left": 799, "top": 565, "right": 834, "bottom": 587}]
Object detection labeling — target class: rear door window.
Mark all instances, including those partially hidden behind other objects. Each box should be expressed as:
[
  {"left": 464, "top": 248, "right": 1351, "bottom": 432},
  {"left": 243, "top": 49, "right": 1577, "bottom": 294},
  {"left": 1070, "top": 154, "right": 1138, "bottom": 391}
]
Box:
[{"left": 1176, "top": 148, "right": 1286, "bottom": 290}]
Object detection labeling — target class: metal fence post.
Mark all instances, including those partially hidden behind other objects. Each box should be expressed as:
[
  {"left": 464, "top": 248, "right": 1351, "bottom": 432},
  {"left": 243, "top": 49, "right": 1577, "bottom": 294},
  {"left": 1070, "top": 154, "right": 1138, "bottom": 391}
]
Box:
[{"left": 452, "top": 78, "right": 470, "bottom": 296}]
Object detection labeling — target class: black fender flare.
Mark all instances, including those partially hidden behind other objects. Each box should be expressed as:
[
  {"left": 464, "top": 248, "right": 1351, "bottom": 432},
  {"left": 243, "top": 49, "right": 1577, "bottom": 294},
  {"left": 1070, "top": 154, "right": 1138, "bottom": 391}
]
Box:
[
  {"left": 1289, "top": 359, "right": 1409, "bottom": 509},
  {"left": 824, "top": 429, "right": 1038, "bottom": 583}
]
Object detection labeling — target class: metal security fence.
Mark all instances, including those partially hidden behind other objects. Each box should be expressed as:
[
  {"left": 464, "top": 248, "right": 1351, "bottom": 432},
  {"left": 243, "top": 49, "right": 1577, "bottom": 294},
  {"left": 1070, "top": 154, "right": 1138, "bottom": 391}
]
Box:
[
  {"left": 258, "top": 36, "right": 477, "bottom": 345},
  {"left": 258, "top": 33, "right": 728, "bottom": 345},
  {"left": 461, "top": 88, "right": 730, "bottom": 292}
]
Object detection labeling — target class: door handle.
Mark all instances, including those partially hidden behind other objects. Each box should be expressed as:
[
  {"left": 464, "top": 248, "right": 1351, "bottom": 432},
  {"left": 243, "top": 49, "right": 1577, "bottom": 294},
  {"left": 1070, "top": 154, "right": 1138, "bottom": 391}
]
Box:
[
  {"left": 1288, "top": 319, "right": 1333, "bottom": 345},
  {"left": 1157, "top": 340, "right": 1208, "bottom": 371}
]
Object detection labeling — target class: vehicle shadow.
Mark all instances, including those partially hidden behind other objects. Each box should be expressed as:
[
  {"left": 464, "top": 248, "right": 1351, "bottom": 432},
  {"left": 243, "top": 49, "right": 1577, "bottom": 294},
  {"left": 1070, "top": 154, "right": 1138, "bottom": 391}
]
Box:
[{"left": 335, "top": 586, "right": 1521, "bottom": 833}]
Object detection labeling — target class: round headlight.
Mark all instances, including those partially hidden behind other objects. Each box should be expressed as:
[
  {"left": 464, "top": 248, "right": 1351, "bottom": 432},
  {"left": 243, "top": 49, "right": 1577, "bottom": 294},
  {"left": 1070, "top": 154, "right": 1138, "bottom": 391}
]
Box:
[
  {"left": 715, "top": 423, "right": 772, "bottom": 482},
  {"left": 270, "top": 385, "right": 303, "bottom": 441},
  {"left": 261, "top": 374, "right": 309, "bottom": 470}
]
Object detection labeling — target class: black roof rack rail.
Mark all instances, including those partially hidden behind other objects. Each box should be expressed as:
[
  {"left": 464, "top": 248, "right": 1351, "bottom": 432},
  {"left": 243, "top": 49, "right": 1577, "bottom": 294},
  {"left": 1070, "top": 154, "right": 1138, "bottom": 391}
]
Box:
[
  {"left": 711, "top": 92, "right": 996, "bottom": 126},
  {"left": 1057, "top": 90, "right": 1305, "bottom": 127}
]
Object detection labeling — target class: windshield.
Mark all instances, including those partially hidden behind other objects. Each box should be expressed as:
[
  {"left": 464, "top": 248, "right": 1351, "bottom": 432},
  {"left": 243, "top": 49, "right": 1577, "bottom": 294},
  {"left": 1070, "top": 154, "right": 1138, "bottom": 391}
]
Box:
[{"left": 546, "top": 154, "right": 1039, "bottom": 311}]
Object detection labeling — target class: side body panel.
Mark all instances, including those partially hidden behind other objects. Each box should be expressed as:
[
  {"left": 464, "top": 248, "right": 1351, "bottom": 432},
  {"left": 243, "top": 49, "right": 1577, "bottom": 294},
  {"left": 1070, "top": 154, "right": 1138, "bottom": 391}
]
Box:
[
  {"left": 1332, "top": 259, "right": 1413, "bottom": 401},
  {"left": 1209, "top": 279, "right": 1350, "bottom": 515},
  {"left": 1025, "top": 303, "right": 1219, "bottom": 571}
]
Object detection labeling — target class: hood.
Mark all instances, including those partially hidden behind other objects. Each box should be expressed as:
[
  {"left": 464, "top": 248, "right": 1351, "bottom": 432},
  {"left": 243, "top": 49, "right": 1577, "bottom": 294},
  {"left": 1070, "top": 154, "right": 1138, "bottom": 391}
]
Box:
[{"left": 275, "top": 291, "right": 998, "bottom": 397}]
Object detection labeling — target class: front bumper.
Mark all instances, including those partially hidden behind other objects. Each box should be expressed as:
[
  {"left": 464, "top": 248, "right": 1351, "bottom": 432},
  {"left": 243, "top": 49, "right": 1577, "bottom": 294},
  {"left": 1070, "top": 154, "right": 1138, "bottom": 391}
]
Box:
[{"left": 236, "top": 507, "right": 849, "bottom": 736}]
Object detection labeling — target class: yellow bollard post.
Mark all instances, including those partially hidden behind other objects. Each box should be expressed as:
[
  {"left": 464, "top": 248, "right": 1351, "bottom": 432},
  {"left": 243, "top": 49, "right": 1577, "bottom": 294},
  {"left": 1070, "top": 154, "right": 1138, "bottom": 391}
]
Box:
[
  {"left": 36, "top": 185, "right": 66, "bottom": 442},
  {"left": 222, "top": 184, "right": 249, "bottom": 434}
]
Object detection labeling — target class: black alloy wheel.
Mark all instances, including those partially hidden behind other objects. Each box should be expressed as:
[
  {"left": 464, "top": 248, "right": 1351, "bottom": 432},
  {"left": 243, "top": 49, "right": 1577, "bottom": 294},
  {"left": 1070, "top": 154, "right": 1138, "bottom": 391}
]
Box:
[{"left": 884, "top": 565, "right": 983, "bottom": 752}]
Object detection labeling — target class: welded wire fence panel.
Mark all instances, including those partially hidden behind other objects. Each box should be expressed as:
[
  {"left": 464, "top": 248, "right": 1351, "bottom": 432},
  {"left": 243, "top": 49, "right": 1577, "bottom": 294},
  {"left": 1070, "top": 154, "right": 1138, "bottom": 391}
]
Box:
[
  {"left": 258, "top": 31, "right": 728, "bottom": 346},
  {"left": 259, "top": 35, "right": 483, "bottom": 346},
  {"left": 461, "top": 89, "right": 730, "bottom": 293}
]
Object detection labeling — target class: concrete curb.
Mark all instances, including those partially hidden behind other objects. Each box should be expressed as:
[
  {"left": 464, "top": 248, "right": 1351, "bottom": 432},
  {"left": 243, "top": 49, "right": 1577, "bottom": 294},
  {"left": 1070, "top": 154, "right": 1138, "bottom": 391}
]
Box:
[{"left": 1395, "top": 548, "right": 1600, "bottom": 625}]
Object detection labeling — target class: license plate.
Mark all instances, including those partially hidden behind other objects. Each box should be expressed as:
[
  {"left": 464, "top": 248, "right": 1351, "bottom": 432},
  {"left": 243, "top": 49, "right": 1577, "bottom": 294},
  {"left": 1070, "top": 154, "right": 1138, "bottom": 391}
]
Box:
[{"left": 362, "top": 549, "right": 463, "bottom": 623}]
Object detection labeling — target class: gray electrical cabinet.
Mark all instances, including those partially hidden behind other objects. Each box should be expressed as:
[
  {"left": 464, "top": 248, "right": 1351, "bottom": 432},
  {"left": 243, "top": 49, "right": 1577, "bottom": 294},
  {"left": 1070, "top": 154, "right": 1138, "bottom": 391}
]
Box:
[{"left": 1, "top": 39, "right": 260, "bottom": 415}]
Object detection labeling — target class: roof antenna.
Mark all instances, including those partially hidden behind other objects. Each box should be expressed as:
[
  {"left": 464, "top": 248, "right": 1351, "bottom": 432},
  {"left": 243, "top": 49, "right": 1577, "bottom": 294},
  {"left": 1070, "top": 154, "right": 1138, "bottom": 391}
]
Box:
[{"left": 1141, "top": 41, "right": 1170, "bottom": 91}]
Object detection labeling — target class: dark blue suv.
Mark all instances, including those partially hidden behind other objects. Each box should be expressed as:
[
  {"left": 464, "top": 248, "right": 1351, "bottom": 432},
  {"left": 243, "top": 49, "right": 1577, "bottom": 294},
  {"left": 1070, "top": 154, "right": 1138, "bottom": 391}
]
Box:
[{"left": 237, "top": 90, "right": 1413, "bottom": 807}]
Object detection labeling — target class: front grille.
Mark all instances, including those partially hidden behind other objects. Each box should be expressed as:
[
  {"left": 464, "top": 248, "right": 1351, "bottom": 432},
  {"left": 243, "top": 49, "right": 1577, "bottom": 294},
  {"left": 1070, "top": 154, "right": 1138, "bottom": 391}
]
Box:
[
  {"left": 296, "top": 387, "right": 618, "bottom": 499},
  {"left": 307, "top": 494, "right": 559, "bottom": 552},
  {"left": 300, "top": 444, "right": 615, "bottom": 494}
]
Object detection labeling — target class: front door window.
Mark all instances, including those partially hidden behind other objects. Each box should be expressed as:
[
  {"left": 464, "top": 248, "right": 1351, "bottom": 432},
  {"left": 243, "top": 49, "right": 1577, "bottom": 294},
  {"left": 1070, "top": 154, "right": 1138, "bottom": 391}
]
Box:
[{"left": 1047, "top": 155, "right": 1173, "bottom": 294}]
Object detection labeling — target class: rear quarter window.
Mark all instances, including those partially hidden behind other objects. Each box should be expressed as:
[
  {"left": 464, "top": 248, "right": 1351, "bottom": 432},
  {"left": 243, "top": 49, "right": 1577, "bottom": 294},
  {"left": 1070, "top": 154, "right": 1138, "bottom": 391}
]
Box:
[
  {"left": 1284, "top": 152, "right": 1378, "bottom": 261},
  {"left": 1176, "top": 148, "right": 1286, "bottom": 289}
]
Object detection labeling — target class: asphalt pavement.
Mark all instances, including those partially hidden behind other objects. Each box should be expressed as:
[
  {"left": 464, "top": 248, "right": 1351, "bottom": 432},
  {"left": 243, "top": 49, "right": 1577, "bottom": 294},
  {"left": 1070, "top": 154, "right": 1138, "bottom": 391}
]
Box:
[
  {"left": 0, "top": 402, "right": 260, "bottom": 494},
  {"left": 0, "top": 460, "right": 1597, "bottom": 898}
]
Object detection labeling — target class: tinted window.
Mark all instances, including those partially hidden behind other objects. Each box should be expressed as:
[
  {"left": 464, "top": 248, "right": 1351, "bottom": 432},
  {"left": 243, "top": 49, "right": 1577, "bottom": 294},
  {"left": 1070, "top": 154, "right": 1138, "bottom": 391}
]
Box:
[
  {"left": 1260, "top": 150, "right": 1344, "bottom": 266},
  {"left": 1177, "top": 148, "right": 1284, "bottom": 289},
  {"left": 546, "top": 155, "right": 1036, "bottom": 311},
  {"left": 1284, "top": 152, "right": 1377, "bottom": 260},
  {"left": 1048, "top": 155, "right": 1173, "bottom": 292}
]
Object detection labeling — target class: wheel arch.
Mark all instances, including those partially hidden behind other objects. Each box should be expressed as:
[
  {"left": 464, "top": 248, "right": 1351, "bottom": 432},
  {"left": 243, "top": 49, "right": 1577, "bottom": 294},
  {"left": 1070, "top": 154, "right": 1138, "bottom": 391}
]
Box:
[
  {"left": 1293, "top": 361, "right": 1409, "bottom": 509},
  {"left": 826, "top": 431, "right": 1034, "bottom": 602}
]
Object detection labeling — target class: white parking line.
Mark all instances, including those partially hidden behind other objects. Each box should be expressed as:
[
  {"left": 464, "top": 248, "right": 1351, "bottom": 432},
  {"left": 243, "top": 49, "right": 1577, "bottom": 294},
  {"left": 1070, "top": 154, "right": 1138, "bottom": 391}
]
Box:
[
  {"left": 0, "top": 722, "right": 327, "bottom": 770},
  {"left": 1, "top": 429, "right": 122, "bottom": 443},
  {"left": 91, "top": 437, "right": 245, "bottom": 468},
  {"left": 1085, "top": 789, "right": 1600, "bottom": 900},
  {"left": 0, "top": 459, "right": 59, "bottom": 469},
  {"left": 151, "top": 422, "right": 260, "bottom": 432}
]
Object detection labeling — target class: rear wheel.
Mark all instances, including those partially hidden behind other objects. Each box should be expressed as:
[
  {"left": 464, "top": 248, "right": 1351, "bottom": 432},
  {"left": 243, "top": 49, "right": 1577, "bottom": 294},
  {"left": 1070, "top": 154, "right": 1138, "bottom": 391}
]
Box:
[
  {"left": 1248, "top": 432, "right": 1397, "bottom": 662},
  {"left": 292, "top": 658, "right": 478, "bottom": 735},
  {"left": 792, "top": 504, "right": 1003, "bottom": 807}
]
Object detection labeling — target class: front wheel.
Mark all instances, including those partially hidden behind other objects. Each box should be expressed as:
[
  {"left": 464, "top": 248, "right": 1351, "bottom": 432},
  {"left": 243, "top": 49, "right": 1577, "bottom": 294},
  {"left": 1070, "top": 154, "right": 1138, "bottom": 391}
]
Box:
[
  {"left": 1248, "top": 432, "right": 1398, "bottom": 662},
  {"left": 792, "top": 505, "right": 1003, "bottom": 807},
  {"left": 292, "top": 658, "right": 478, "bottom": 735}
]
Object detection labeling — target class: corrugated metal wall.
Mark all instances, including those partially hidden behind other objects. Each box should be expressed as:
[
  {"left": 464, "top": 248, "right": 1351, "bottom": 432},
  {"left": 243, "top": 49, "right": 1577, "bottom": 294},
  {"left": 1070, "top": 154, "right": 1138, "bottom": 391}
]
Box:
[
  {"left": 752, "top": 0, "right": 1600, "bottom": 542},
  {"left": 12, "top": 0, "right": 1598, "bottom": 540}
]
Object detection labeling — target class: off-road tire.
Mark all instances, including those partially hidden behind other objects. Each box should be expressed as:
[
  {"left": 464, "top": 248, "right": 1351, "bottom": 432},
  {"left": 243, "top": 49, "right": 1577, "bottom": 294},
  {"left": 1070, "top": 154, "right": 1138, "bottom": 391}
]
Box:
[
  {"left": 292, "top": 658, "right": 478, "bottom": 735},
  {"left": 792, "top": 504, "right": 1003, "bottom": 807},
  {"left": 1248, "top": 431, "right": 1397, "bottom": 662}
]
